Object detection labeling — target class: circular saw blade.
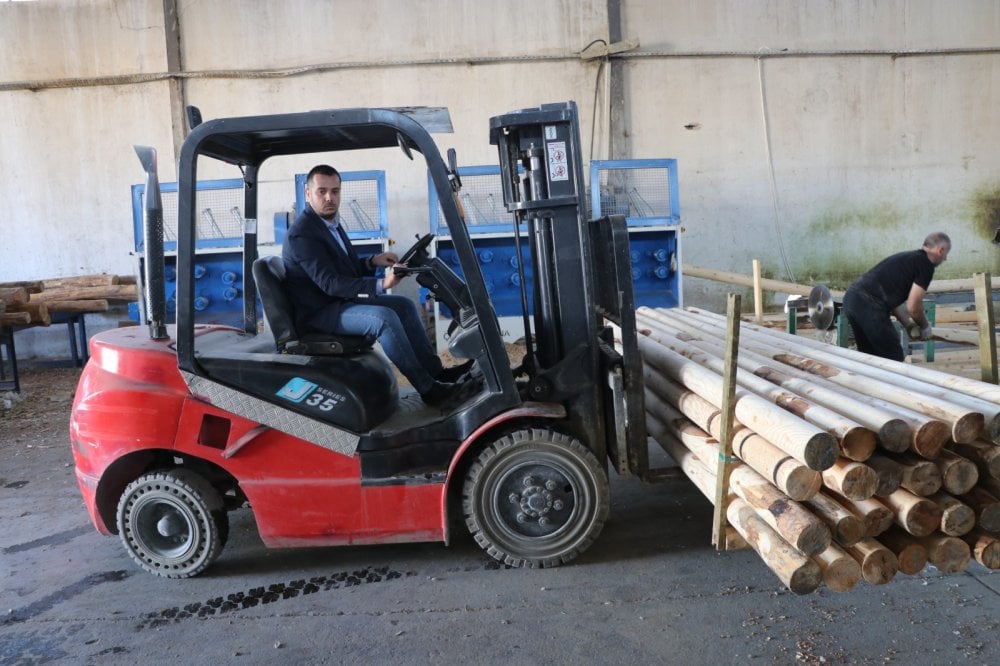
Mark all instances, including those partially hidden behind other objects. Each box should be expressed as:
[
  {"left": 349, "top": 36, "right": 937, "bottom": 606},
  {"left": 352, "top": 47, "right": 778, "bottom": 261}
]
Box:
[{"left": 808, "top": 284, "right": 835, "bottom": 330}]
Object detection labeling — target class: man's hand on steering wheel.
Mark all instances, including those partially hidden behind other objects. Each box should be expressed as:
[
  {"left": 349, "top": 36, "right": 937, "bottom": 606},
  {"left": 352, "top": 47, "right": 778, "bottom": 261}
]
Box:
[{"left": 369, "top": 251, "right": 399, "bottom": 268}]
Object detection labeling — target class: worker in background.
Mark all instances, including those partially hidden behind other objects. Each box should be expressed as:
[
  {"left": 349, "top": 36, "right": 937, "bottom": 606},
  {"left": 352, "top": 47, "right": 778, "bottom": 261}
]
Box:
[
  {"left": 282, "top": 164, "right": 476, "bottom": 407},
  {"left": 842, "top": 232, "right": 951, "bottom": 361}
]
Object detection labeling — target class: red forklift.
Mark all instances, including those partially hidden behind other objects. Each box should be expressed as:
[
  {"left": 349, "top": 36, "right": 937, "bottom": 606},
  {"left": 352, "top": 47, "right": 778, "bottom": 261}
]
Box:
[{"left": 70, "top": 102, "right": 649, "bottom": 578}]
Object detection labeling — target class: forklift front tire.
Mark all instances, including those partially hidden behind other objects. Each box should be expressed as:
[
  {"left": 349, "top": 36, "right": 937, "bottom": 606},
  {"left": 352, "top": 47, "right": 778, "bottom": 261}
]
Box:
[
  {"left": 116, "top": 469, "right": 228, "bottom": 578},
  {"left": 462, "top": 428, "right": 609, "bottom": 568}
]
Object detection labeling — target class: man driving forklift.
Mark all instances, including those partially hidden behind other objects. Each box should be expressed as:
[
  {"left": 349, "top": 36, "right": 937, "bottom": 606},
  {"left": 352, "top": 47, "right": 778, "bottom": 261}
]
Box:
[{"left": 282, "top": 164, "right": 478, "bottom": 407}]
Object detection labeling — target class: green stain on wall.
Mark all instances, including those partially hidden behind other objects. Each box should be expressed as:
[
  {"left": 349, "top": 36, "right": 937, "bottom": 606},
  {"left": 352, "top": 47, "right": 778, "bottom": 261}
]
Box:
[
  {"left": 803, "top": 203, "right": 906, "bottom": 286},
  {"left": 970, "top": 182, "right": 1000, "bottom": 242}
]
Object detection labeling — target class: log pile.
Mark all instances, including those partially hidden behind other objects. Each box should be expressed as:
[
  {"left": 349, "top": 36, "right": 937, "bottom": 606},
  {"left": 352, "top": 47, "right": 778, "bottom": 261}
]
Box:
[
  {"left": 637, "top": 306, "right": 1000, "bottom": 594},
  {"left": 0, "top": 274, "right": 136, "bottom": 327}
]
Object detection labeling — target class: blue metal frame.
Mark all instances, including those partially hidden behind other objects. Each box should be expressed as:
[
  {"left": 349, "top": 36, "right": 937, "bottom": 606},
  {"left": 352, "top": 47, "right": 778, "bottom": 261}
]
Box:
[
  {"left": 131, "top": 178, "right": 246, "bottom": 252},
  {"left": 589, "top": 159, "right": 680, "bottom": 227},
  {"left": 292, "top": 171, "right": 388, "bottom": 241}
]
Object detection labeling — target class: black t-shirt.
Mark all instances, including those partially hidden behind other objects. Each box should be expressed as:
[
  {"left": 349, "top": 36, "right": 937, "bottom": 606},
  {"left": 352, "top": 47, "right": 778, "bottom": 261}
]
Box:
[{"left": 849, "top": 249, "right": 935, "bottom": 309}]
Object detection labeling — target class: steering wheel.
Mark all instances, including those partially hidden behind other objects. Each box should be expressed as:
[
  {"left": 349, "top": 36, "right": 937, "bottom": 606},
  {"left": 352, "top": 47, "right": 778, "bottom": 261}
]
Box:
[{"left": 399, "top": 232, "right": 435, "bottom": 266}]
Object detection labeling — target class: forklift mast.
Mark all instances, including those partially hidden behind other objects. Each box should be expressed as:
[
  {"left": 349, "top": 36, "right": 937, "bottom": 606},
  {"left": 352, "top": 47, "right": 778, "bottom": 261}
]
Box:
[{"left": 489, "top": 102, "right": 607, "bottom": 461}]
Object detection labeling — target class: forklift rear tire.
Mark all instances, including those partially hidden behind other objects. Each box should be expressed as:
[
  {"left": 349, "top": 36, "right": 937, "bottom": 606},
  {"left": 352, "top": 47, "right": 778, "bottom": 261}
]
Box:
[
  {"left": 117, "top": 469, "right": 228, "bottom": 579},
  {"left": 462, "top": 428, "right": 609, "bottom": 568}
]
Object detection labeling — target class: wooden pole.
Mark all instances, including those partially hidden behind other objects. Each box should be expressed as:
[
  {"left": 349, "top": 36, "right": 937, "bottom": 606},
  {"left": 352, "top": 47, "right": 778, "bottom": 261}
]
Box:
[
  {"left": 726, "top": 498, "right": 823, "bottom": 595},
  {"left": 918, "top": 534, "right": 971, "bottom": 573},
  {"left": 810, "top": 543, "right": 862, "bottom": 592},
  {"left": 865, "top": 454, "right": 904, "bottom": 497},
  {"left": 825, "top": 490, "right": 893, "bottom": 538},
  {"left": 933, "top": 449, "right": 979, "bottom": 496},
  {"left": 889, "top": 452, "right": 943, "bottom": 497},
  {"left": 639, "top": 307, "right": 916, "bottom": 454},
  {"left": 974, "top": 272, "right": 998, "bottom": 384},
  {"left": 682, "top": 264, "right": 843, "bottom": 299},
  {"left": 878, "top": 526, "right": 929, "bottom": 576},
  {"left": 730, "top": 466, "right": 832, "bottom": 556},
  {"left": 881, "top": 488, "right": 944, "bottom": 537},
  {"left": 947, "top": 440, "right": 1000, "bottom": 482},
  {"left": 821, "top": 459, "right": 878, "bottom": 501},
  {"left": 957, "top": 487, "right": 1000, "bottom": 533},
  {"left": 643, "top": 377, "right": 821, "bottom": 501},
  {"left": 636, "top": 316, "right": 877, "bottom": 462},
  {"left": 637, "top": 333, "right": 838, "bottom": 471},
  {"left": 804, "top": 492, "right": 866, "bottom": 547},
  {"left": 961, "top": 529, "right": 1000, "bottom": 569},
  {"left": 713, "top": 293, "right": 741, "bottom": 550},
  {"left": 845, "top": 538, "right": 898, "bottom": 585},
  {"left": 929, "top": 492, "right": 976, "bottom": 537},
  {"left": 752, "top": 259, "right": 764, "bottom": 324}
]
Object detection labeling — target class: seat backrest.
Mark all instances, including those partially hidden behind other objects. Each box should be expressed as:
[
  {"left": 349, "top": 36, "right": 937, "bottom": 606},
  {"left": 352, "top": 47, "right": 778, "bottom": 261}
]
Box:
[{"left": 252, "top": 256, "right": 298, "bottom": 351}]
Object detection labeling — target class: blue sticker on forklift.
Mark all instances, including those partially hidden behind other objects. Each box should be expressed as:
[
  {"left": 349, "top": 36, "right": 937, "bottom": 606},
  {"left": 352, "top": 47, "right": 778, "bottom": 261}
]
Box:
[{"left": 276, "top": 377, "right": 317, "bottom": 403}]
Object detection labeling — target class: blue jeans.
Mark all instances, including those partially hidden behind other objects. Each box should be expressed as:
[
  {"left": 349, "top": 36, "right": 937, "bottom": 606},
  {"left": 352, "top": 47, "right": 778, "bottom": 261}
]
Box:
[{"left": 311, "top": 295, "right": 442, "bottom": 393}]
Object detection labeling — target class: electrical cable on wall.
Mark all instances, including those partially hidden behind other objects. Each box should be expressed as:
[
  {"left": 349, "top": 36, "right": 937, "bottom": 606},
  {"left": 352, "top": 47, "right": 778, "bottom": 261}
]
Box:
[{"left": 756, "top": 55, "right": 796, "bottom": 284}]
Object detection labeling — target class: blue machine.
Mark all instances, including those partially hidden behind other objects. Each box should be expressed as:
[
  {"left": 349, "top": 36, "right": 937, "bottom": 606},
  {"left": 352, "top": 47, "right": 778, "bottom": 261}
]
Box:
[
  {"left": 131, "top": 171, "right": 388, "bottom": 328},
  {"left": 427, "top": 159, "right": 682, "bottom": 346},
  {"left": 590, "top": 159, "right": 682, "bottom": 309}
]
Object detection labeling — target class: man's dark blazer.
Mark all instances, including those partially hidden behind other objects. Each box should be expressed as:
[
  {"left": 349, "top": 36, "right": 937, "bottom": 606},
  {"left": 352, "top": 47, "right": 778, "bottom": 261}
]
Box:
[{"left": 281, "top": 204, "right": 377, "bottom": 331}]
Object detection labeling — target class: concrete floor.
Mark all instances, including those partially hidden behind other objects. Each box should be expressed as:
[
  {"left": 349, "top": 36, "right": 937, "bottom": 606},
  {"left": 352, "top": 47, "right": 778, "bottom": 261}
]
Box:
[{"left": 1, "top": 367, "right": 999, "bottom": 665}]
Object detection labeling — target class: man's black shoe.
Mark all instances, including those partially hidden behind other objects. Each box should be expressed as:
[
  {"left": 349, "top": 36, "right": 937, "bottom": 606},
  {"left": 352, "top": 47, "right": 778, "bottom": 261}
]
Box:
[
  {"left": 420, "top": 375, "right": 482, "bottom": 408},
  {"left": 436, "top": 359, "right": 475, "bottom": 383}
]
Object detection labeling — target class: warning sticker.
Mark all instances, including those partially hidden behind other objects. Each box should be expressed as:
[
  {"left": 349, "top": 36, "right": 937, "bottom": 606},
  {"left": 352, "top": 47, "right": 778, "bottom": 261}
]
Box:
[{"left": 547, "top": 141, "right": 568, "bottom": 182}]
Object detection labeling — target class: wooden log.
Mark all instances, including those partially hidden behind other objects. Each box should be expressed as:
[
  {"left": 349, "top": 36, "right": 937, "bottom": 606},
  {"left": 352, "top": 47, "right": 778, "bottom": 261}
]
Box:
[
  {"left": 637, "top": 315, "right": 876, "bottom": 462},
  {"left": 957, "top": 487, "right": 1000, "bottom": 534},
  {"left": 683, "top": 305, "right": 1000, "bottom": 404},
  {"left": 730, "top": 466, "right": 832, "bottom": 556},
  {"left": 117, "top": 274, "right": 138, "bottom": 285},
  {"left": 0, "top": 312, "right": 31, "bottom": 326},
  {"left": 864, "top": 453, "right": 904, "bottom": 497},
  {"left": 929, "top": 491, "right": 976, "bottom": 537},
  {"left": 888, "top": 452, "right": 942, "bottom": 497},
  {"left": 961, "top": 529, "right": 1000, "bottom": 569},
  {"left": 726, "top": 498, "right": 823, "bottom": 594},
  {"left": 639, "top": 307, "right": 912, "bottom": 454},
  {"left": 44, "top": 300, "right": 110, "bottom": 313},
  {"left": 804, "top": 492, "right": 866, "bottom": 547},
  {"left": 821, "top": 459, "right": 878, "bottom": 501},
  {"left": 28, "top": 284, "right": 138, "bottom": 302},
  {"left": 947, "top": 439, "right": 1000, "bottom": 481},
  {"left": 826, "top": 490, "right": 893, "bottom": 538},
  {"left": 40, "top": 274, "right": 120, "bottom": 288},
  {"left": 0, "top": 280, "right": 43, "bottom": 293},
  {"left": 645, "top": 415, "right": 750, "bottom": 550},
  {"left": 644, "top": 377, "right": 822, "bottom": 501},
  {"left": 0, "top": 286, "right": 29, "bottom": 305},
  {"left": 877, "top": 526, "right": 929, "bottom": 575},
  {"left": 811, "top": 543, "right": 862, "bottom": 592},
  {"left": 682, "top": 264, "right": 844, "bottom": 299},
  {"left": 933, "top": 449, "right": 979, "bottom": 496},
  {"left": 637, "top": 334, "right": 839, "bottom": 471},
  {"left": 845, "top": 538, "right": 898, "bottom": 585},
  {"left": 918, "top": 534, "right": 971, "bottom": 573},
  {"left": 881, "top": 488, "right": 945, "bottom": 537},
  {"left": 5, "top": 302, "right": 50, "bottom": 326},
  {"left": 682, "top": 307, "right": 999, "bottom": 445}
]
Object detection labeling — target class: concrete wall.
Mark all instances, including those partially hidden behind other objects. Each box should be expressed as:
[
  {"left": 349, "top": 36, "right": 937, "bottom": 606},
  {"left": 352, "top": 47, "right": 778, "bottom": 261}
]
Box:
[{"left": 1, "top": 0, "right": 998, "bottom": 357}]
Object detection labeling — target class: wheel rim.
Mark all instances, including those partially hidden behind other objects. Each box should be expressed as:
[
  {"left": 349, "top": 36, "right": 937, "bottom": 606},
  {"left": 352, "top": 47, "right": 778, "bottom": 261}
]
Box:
[
  {"left": 129, "top": 494, "right": 199, "bottom": 562},
  {"left": 478, "top": 450, "right": 595, "bottom": 558}
]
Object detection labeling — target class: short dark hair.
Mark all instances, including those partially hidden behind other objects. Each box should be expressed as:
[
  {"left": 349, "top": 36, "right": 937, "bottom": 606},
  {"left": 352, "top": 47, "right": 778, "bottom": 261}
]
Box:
[
  {"left": 923, "top": 232, "right": 951, "bottom": 249},
  {"left": 306, "top": 164, "right": 341, "bottom": 187}
]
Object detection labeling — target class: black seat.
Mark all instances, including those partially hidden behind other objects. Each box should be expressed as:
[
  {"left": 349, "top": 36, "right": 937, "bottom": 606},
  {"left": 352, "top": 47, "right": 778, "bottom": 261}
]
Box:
[{"left": 252, "top": 255, "right": 375, "bottom": 355}]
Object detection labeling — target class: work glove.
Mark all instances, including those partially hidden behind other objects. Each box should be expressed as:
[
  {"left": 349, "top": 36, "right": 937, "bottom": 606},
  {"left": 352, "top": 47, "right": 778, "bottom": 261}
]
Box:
[
  {"left": 907, "top": 323, "right": 921, "bottom": 340},
  {"left": 920, "top": 324, "right": 933, "bottom": 341}
]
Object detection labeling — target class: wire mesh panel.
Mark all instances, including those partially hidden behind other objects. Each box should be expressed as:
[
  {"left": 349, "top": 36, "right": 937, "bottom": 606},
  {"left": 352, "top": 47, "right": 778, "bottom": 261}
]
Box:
[
  {"left": 590, "top": 159, "right": 680, "bottom": 226},
  {"left": 132, "top": 179, "right": 246, "bottom": 250},
  {"left": 428, "top": 166, "right": 519, "bottom": 234}
]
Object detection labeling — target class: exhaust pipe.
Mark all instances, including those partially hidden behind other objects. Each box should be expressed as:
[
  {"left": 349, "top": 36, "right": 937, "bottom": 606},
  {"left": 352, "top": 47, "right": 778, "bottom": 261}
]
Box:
[{"left": 134, "top": 145, "right": 169, "bottom": 340}]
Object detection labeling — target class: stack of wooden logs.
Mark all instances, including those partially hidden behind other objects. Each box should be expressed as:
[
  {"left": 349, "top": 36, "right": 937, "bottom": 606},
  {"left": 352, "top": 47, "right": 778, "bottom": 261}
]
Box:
[
  {"left": 0, "top": 275, "right": 136, "bottom": 327},
  {"left": 637, "top": 305, "right": 1000, "bottom": 594}
]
